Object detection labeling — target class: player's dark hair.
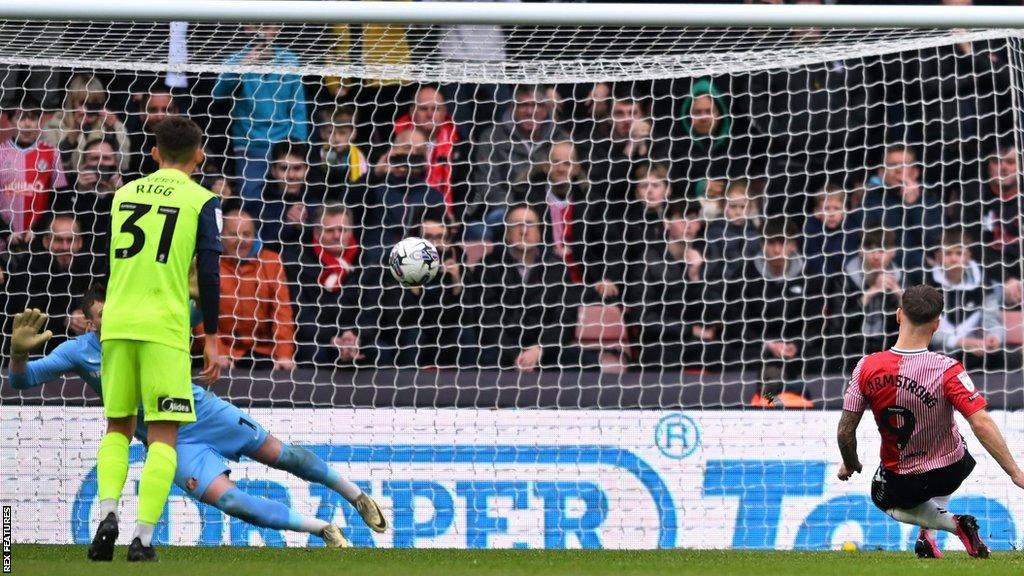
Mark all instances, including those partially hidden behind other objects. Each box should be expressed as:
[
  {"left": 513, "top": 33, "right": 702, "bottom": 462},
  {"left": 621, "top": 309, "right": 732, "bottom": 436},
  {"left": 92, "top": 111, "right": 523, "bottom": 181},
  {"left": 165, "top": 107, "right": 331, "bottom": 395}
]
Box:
[
  {"left": 901, "top": 285, "right": 944, "bottom": 325},
  {"left": 80, "top": 283, "right": 107, "bottom": 320},
  {"left": 154, "top": 116, "right": 202, "bottom": 164},
  {"left": 861, "top": 229, "right": 895, "bottom": 251}
]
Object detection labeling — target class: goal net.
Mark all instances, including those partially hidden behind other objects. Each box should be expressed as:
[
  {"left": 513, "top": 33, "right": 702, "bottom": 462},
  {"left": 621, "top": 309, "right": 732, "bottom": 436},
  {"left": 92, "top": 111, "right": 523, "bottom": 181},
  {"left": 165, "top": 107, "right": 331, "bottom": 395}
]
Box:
[{"left": 1, "top": 5, "right": 1023, "bottom": 551}]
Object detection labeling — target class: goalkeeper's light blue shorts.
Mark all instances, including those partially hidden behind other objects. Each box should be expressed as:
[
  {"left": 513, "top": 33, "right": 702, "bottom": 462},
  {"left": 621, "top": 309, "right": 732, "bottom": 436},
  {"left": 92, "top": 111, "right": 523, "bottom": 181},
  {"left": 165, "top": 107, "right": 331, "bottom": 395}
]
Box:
[{"left": 174, "top": 395, "right": 270, "bottom": 500}]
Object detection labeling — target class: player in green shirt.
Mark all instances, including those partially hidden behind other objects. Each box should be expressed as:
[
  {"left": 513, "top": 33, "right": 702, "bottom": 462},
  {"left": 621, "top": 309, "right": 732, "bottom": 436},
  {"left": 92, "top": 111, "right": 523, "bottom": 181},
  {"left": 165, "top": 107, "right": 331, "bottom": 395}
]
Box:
[{"left": 88, "top": 116, "right": 222, "bottom": 562}]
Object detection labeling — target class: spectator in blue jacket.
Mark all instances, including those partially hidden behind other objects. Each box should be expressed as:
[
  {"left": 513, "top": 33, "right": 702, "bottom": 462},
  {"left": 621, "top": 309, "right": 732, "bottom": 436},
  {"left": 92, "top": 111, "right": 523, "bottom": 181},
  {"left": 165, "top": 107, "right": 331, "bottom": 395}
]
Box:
[
  {"left": 802, "top": 185, "right": 862, "bottom": 282},
  {"left": 212, "top": 24, "right": 310, "bottom": 201},
  {"left": 862, "top": 145, "right": 943, "bottom": 276}
]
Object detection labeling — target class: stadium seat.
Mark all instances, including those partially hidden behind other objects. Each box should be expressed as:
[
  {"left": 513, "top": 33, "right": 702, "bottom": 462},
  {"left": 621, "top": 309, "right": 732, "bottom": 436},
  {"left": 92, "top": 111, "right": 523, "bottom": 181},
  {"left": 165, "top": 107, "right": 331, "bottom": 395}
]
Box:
[
  {"left": 1004, "top": 310, "right": 1024, "bottom": 346},
  {"left": 575, "top": 304, "right": 630, "bottom": 373},
  {"left": 575, "top": 304, "right": 626, "bottom": 347}
]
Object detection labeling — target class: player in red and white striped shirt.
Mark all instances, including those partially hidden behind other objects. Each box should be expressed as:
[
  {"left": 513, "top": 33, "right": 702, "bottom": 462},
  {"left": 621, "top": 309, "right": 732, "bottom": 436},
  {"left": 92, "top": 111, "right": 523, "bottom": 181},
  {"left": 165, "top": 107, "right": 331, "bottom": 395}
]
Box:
[{"left": 837, "top": 285, "right": 1024, "bottom": 559}]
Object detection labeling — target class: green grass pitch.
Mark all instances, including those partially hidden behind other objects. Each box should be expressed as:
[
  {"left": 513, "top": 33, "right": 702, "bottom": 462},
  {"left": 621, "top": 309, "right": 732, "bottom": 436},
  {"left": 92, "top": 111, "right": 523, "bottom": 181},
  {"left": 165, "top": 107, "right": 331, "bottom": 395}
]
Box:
[{"left": 11, "top": 545, "right": 1024, "bottom": 576}]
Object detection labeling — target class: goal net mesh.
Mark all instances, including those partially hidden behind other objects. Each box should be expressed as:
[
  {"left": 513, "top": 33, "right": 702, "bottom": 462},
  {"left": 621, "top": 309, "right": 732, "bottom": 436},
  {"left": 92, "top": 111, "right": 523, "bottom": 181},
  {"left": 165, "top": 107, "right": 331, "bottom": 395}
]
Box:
[{"left": 1, "top": 15, "right": 1023, "bottom": 550}]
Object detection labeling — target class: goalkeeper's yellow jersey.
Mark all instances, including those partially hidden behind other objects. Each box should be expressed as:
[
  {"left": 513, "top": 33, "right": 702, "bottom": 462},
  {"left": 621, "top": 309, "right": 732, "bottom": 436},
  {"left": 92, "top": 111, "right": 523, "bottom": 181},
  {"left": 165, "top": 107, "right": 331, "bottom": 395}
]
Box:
[{"left": 102, "top": 168, "right": 217, "bottom": 351}]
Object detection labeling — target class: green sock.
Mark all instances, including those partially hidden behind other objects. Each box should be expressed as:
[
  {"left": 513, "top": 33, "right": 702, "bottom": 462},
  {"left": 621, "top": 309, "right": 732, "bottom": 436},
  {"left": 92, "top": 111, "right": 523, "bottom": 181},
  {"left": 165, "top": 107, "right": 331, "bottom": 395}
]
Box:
[
  {"left": 96, "top": 432, "right": 130, "bottom": 505},
  {"left": 136, "top": 441, "right": 177, "bottom": 526}
]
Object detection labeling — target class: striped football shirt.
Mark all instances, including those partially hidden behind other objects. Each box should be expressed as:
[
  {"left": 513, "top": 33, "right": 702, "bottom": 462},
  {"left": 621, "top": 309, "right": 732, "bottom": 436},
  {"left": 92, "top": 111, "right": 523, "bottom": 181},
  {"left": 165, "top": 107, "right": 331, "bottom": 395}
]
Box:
[
  {"left": 843, "top": 347, "right": 987, "bottom": 475},
  {"left": 0, "top": 138, "right": 66, "bottom": 233}
]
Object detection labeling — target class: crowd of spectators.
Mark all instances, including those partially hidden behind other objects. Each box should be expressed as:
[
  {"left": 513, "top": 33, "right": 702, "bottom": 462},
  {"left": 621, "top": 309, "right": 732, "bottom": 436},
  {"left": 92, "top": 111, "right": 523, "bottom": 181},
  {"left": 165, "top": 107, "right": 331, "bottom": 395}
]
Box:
[{"left": 1, "top": 10, "right": 1022, "bottom": 392}]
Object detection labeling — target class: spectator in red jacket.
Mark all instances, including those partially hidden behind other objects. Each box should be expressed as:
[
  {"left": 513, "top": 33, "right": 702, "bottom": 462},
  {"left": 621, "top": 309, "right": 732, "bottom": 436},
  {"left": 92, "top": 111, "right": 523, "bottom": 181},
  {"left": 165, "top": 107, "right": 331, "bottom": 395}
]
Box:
[{"left": 392, "top": 85, "right": 459, "bottom": 212}]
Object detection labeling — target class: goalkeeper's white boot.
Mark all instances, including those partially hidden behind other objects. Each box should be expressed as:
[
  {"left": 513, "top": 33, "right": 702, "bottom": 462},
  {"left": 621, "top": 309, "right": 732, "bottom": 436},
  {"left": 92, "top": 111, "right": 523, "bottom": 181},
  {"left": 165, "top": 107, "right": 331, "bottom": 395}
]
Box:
[
  {"left": 320, "top": 524, "right": 351, "bottom": 548},
  {"left": 354, "top": 493, "right": 388, "bottom": 533}
]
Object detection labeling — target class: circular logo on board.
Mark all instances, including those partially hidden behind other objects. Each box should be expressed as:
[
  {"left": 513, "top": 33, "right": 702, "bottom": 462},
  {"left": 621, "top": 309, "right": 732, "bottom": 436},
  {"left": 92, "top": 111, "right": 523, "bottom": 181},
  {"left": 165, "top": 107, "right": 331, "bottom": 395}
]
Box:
[{"left": 654, "top": 413, "right": 700, "bottom": 459}]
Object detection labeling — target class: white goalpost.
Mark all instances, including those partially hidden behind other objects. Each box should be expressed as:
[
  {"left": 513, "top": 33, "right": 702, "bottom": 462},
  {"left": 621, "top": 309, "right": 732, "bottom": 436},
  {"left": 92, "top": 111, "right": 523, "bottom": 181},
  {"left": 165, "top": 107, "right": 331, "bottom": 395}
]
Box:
[{"left": 1, "top": 1, "right": 1022, "bottom": 551}]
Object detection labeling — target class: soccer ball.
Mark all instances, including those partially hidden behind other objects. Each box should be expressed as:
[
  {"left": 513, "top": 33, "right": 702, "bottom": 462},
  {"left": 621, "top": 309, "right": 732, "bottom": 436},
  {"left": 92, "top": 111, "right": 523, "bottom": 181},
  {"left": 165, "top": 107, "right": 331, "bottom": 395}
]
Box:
[{"left": 389, "top": 237, "right": 441, "bottom": 287}]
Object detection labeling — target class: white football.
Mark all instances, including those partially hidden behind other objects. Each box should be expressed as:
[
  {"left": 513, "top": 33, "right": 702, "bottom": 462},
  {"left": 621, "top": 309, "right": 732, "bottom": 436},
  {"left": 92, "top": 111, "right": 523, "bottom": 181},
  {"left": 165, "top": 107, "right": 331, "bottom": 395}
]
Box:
[{"left": 389, "top": 237, "right": 441, "bottom": 287}]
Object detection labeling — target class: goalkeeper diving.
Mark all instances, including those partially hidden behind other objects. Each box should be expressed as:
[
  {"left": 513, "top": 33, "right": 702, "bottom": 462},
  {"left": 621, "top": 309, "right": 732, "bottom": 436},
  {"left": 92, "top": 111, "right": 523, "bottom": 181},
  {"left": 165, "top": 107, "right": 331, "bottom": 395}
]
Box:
[{"left": 7, "top": 287, "right": 388, "bottom": 547}]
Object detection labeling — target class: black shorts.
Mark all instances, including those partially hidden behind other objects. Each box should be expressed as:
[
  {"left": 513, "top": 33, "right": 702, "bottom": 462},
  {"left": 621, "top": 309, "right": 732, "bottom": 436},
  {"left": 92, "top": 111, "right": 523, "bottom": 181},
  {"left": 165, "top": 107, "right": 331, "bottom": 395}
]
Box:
[{"left": 871, "top": 451, "right": 976, "bottom": 511}]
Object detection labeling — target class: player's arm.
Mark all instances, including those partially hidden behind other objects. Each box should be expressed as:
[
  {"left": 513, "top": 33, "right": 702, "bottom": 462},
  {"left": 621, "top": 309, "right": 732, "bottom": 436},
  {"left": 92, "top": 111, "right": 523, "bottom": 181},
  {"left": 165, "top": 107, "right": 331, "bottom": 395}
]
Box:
[
  {"left": 6, "top": 309, "right": 74, "bottom": 389},
  {"left": 967, "top": 410, "right": 1024, "bottom": 490},
  {"left": 195, "top": 196, "right": 223, "bottom": 385},
  {"left": 836, "top": 409, "right": 864, "bottom": 480},
  {"left": 943, "top": 364, "right": 1024, "bottom": 489},
  {"left": 837, "top": 357, "right": 868, "bottom": 481}
]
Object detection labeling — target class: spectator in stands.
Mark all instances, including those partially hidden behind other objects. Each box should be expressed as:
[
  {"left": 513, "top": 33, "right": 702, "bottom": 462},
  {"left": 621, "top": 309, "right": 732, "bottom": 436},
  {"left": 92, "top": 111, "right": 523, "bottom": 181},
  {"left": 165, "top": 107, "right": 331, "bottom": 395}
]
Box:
[
  {"left": 305, "top": 206, "right": 398, "bottom": 368},
  {"left": 918, "top": 4, "right": 1011, "bottom": 186},
  {"left": 516, "top": 140, "right": 620, "bottom": 297},
  {"left": 466, "top": 204, "right": 597, "bottom": 371},
  {"left": 363, "top": 128, "right": 446, "bottom": 250},
  {"left": 614, "top": 163, "right": 673, "bottom": 299},
  {"left": 43, "top": 74, "right": 130, "bottom": 175},
  {"left": 0, "top": 66, "right": 64, "bottom": 112},
  {"left": 216, "top": 202, "right": 296, "bottom": 371},
  {"left": 326, "top": 21, "right": 412, "bottom": 158},
  {"left": 199, "top": 170, "right": 237, "bottom": 200},
  {"left": 291, "top": 204, "right": 362, "bottom": 364},
  {"left": 3, "top": 214, "right": 104, "bottom": 353},
  {"left": 831, "top": 229, "right": 903, "bottom": 367},
  {"left": 391, "top": 85, "right": 460, "bottom": 211},
  {"left": 54, "top": 136, "right": 122, "bottom": 255},
  {"left": 635, "top": 200, "right": 728, "bottom": 369},
  {"left": 705, "top": 180, "right": 762, "bottom": 283},
  {"left": 212, "top": 24, "right": 310, "bottom": 201},
  {"left": 434, "top": 0, "right": 514, "bottom": 133},
  {"left": 315, "top": 104, "right": 369, "bottom": 192},
  {"left": 753, "top": 44, "right": 870, "bottom": 208},
  {"left": 584, "top": 94, "right": 654, "bottom": 209},
  {"left": 695, "top": 177, "right": 726, "bottom": 219},
  {"left": 470, "top": 84, "right": 568, "bottom": 231},
  {"left": 802, "top": 185, "right": 862, "bottom": 282},
  {"left": 248, "top": 141, "right": 325, "bottom": 268},
  {"left": 1, "top": 104, "right": 66, "bottom": 242},
  {"left": 726, "top": 218, "right": 825, "bottom": 405},
  {"left": 653, "top": 78, "right": 763, "bottom": 199},
  {"left": 570, "top": 82, "right": 613, "bottom": 147},
  {"left": 863, "top": 145, "right": 943, "bottom": 274},
  {"left": 954, "top": 144, "right": 1023, "bottom": 306},
  {"left": 125, "top": 87, "right": 178, "bottom": 177},
  {"left": 926, "top": 229, "right": 1007, "bottom": 369},
  {"left": 396, "top": 216, "right": 473, "bottom": 368}
]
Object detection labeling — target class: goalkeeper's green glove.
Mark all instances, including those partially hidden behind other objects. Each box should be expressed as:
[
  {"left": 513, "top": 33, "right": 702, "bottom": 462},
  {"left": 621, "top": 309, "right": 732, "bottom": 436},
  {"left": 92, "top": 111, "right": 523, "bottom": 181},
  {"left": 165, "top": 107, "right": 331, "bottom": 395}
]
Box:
[{"left": 10, "top": 308, "right": 53, "bottom": 360}]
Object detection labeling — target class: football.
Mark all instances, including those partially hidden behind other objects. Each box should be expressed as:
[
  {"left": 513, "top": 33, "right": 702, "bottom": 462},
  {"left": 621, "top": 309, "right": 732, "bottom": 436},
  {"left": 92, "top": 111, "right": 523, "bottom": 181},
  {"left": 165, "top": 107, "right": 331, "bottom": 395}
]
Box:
[{"left": 389, "top": 236, "right": 441, "bottom": 287}]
